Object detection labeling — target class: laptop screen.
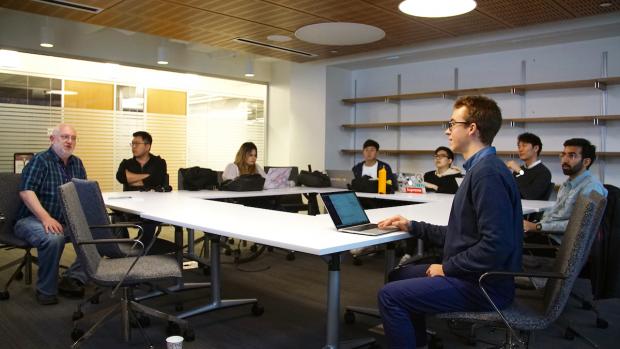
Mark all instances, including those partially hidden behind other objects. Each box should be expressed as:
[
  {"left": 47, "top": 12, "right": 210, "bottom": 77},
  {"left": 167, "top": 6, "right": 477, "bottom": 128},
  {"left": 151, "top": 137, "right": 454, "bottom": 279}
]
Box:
[{"left": 321, "top": 191, "right": 370, "bottom": 229}]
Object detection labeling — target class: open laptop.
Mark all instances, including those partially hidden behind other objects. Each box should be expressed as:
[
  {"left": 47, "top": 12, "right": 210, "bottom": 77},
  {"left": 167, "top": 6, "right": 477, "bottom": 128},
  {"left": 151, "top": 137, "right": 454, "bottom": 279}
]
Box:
[
  {"left": 326, "top": 169, "right": 354, "bottom": 189},
  {"left": 263, "top": 167, "right": 293, "bottom": 189},
  {"left": 320, "top": 191, "right": 399, "bottom": 236}
]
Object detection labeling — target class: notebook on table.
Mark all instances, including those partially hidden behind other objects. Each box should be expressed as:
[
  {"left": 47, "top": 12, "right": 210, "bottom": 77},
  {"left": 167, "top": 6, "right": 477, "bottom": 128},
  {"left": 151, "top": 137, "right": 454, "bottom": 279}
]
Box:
[
  {"left": 320, "top": 191, "right": 400, "bottom": 236},
  {"left": 326, "top": 169, "right": 354, "bottom": 189}
]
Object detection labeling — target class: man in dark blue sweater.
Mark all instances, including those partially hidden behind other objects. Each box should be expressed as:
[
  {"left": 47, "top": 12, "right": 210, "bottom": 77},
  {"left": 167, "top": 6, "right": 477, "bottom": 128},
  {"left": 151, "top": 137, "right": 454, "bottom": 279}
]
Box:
[{"left": 377, "top": 96, "right": 523, "bottom": 348}]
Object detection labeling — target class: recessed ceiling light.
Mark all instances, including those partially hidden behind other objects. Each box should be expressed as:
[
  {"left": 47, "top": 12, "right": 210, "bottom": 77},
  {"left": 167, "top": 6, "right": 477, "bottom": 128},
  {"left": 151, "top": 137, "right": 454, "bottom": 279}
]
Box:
[
  {"left": 330, "top": 50, "right": 339, "bottom": 54},
  {"left": 45, "top": 90, "right": 78, "bottom": 95},
  {"left": 40, "top": 26, "right": 54, "bottom": 48},
  {"left": 295, "top": 22, "right": 385, "bottom": 46},
  {"left": 157, "top": 46, "right": 168, "bottom": 65},
  {"left": 267, "top": 34, "right": 292, "bottom": 42},
  {"left": 386, "top": 56, "right": 400, "bottom": 60},
  {"left": 399, "top": 0, "right": 477, "bottom": 18},
  {"left": 599, "top": 2, "right": 612, "bottom": 7}
]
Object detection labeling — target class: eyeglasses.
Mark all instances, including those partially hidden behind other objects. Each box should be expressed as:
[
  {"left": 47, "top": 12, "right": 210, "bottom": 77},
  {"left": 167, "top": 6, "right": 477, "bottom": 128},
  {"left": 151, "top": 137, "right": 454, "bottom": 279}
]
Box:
[
  {"left": 130, "top": 142, "right": 147, "bottom": 147},
  {"left": 447, "top": 121, "right": 470, "bottom": 131},
  {"left": 59, "top": 134, "right": 77, "bottom": 141},
  {"left": 559, "top": 152, "right": 580, "bottom": 160},
  {"left": 433, "top": 154, "right": 448, "bottom": 159}
]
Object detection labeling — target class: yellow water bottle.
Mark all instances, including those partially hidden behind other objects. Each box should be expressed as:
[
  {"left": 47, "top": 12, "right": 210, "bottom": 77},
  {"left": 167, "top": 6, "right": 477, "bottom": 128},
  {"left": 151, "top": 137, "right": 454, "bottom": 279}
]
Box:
[{"left": 378, "top": 166, "right": 387, "bottom": 194}]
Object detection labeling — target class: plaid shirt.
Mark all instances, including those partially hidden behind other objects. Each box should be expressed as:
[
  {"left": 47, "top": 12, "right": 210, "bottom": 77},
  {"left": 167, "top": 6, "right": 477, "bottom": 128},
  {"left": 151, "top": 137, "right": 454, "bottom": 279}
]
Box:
[{"left": 18, "top": 147, "right": 87, "bottom": 223}]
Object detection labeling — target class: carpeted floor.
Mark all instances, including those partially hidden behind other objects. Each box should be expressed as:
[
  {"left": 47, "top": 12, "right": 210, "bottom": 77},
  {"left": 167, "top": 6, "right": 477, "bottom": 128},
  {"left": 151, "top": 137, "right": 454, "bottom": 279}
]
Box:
[{"left": 1, "top": 229, "right": 618, "bottom": 349}]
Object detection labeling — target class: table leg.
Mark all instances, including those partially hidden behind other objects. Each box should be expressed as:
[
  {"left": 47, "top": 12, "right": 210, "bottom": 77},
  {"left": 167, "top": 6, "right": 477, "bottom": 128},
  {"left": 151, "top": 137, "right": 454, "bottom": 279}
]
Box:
[{"left": 176, "top": 234, "right": 260, "bottom": 319}]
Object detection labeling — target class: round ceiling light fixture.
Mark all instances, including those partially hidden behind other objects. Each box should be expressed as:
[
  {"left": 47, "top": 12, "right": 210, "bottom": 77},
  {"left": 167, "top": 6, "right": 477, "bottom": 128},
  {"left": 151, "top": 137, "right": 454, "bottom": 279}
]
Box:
[
  {"left": 398, "top": 0, "right": 477, "bottom": 18},
  {"left": 266, "top": 34, "right": 292, "bottom": 42},
  {"left": 295, "top": 22, "right": 385, "bottom": 46}
]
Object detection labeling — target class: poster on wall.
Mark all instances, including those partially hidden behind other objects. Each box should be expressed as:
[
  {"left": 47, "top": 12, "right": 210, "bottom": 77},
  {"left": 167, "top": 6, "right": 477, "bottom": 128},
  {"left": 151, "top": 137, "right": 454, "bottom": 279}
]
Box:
[{"left": 14, "top": 153, "right": 34, "bottom": 174}]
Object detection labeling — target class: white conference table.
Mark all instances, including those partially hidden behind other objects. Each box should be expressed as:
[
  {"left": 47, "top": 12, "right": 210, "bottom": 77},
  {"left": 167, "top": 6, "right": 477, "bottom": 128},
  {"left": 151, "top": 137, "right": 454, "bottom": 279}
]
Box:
[{"left": 102, "top": 188, "right": 553, "bottom": 348}]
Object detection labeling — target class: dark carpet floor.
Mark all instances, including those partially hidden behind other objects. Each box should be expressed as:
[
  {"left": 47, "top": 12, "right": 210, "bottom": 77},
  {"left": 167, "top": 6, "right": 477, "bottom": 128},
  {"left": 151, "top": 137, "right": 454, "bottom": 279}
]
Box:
[{"left": 1, "top": 236, "right": 619, "bottom": 349}]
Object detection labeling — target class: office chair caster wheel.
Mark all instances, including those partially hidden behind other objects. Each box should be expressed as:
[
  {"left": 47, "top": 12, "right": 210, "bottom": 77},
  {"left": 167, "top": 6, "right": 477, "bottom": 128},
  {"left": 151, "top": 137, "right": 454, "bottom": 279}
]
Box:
[
  {"left": 250, "top": 244, "right": 258, "bottom": 253},
  {"left": 175, "top": 303, "right": 184, "bottom": 311},
  {"left": 344, "top": 310, "right": 355, "bottom": 324},
  {"left": 286, "top": 252, "right": 295, "bottom": 261},
  {"left": 596, "top": 318, "right": 608, "bottom": 329},
  {"left": 353, "top": 257, "right": 363, "bottom": 266},
  {"left": 71, "top": 328, "right": 84, "bottom": 341},
  {"left": 428, "top": 334, "right": 443, "bottom": 349},
  {"left": 251, "top": 303, "right": 264, "bottom": 316},
  {"left": 564, "top": 327, "right": 576, "bottom": 340},
  {"left": 166, "top": 322, "right": 181, "bottom": 336},
  {"left": 15, "top": 271, "right": 24, "bottom": 281},
  {"left": 0, "top": 291, "right": 9, "bottom": 300},
  {"left": 90, "top": 294, "right": 100, "bottom": 304},
  {"left": 183, "top": 328, "right": 196, "bottom": 342},
  {"left": 72, "top": 310, "right": 83, "bottom": 321}
]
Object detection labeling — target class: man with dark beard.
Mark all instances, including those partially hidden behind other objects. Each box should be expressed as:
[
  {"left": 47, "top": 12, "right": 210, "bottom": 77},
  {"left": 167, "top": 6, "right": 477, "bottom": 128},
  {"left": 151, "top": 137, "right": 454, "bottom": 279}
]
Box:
[{"left": 523, "top": 138, "right": 607, "bottom": 243}]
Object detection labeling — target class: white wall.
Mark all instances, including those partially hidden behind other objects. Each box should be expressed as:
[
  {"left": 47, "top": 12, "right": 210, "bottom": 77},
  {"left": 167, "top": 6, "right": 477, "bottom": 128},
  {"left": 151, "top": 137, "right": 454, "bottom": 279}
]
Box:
[
  {"left": 328, "top": 35, "right": 620, "bottom": 186},
  {"left": 267, "top": 61, "right": 328, "bottom": 171}
]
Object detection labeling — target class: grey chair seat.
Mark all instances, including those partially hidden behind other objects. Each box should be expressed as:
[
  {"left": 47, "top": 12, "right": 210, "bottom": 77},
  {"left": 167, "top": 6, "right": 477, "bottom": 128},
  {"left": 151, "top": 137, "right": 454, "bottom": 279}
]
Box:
[
  {"left": 0, "top": 232, "right": 31, "bottom": 248},
  {"left": 437, "top": 296, "right": 548, "bottom": 331},
  {"left": 94, "top": 254, "right": 181, "bottom": 286}
]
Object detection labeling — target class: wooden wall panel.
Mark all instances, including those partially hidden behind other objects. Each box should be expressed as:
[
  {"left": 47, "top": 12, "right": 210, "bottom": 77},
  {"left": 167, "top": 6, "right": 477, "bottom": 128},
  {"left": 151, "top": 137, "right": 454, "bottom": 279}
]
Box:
[
  {"left": 64, "top": 80, "right": 114, "bottom": 110},
  {"left": 147, "top": 89, "right": 186, "bottom": 115}
]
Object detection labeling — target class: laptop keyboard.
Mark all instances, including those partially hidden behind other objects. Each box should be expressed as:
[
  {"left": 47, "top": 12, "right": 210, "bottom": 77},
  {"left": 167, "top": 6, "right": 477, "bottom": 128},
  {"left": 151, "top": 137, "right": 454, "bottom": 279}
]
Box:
[{"left": 347, "top": 223, "right": 378, "bottom": 231}]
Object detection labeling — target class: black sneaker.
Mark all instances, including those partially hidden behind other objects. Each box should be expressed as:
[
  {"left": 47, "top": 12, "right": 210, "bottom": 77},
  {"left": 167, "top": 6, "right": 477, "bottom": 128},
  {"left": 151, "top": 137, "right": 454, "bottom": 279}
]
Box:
[
  {"left": 36, "top": 290, "right": 58, "bottom": 305},
  {"left": 58, "top": 277, "right": 85, "bottom": 298}
]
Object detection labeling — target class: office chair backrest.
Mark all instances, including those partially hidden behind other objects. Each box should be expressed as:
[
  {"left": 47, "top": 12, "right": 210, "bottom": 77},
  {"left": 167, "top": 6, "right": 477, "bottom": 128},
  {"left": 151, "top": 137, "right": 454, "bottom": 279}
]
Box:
[
  {"left": 543, "top": 182, "right": 556, "bottom": 201},
  {"left": 0, "top": 173, "right": 21, "bottom": 238},
  {"left": 543, "top": 191, "right": 606, "bottom": 318},
  {"left": 59, "top": 181, "right": 102, "bottom": 278},
  {"left": 72, "top": 178, "right": 126, "bottom": 257},
  {"left": 178, "top": 167, "right": 218, "bottom": 190}
]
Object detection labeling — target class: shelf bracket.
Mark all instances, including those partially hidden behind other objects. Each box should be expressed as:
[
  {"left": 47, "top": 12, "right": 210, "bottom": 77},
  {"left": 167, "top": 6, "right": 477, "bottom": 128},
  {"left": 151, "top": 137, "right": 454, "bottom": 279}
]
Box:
[
  {"left": 510, "top": 121, "right": 524, "bottom": 128},
  {"left": 442, "top": 92, "right": 457, "bottom": 100},
  {"left": 511, "top": 88, "right": 525, "bottom": 96},
  {"left": 593, "top": 118, "right": 605, "bottom": 126},
  {"left": 594, "top": 81, "right": 607, "bottom": 91}
]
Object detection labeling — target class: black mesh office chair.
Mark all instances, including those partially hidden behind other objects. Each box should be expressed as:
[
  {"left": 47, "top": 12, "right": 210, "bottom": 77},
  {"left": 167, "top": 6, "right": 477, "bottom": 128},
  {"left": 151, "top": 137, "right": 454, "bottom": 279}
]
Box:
[{"left": 0, "top": 173, "right": 38, "bottom": 300}]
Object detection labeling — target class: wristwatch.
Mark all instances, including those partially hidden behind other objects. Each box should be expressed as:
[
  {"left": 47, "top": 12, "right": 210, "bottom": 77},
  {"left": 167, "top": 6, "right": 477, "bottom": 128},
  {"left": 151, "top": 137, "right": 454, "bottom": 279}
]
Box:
[{"left": 536, "top": 223, "right": 542, "bottom": 231}]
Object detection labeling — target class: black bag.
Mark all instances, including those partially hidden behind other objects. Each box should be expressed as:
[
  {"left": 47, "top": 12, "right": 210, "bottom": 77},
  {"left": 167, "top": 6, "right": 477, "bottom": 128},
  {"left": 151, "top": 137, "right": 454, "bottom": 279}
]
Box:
[
  {"left": 297, "top": 170, "right": 330, "bottom": 187},
  {"left": 350, "top": 175, "right": 394, "bottom": 194},
  {"left": 179, "top": 167, "right": 218, "bottom": 191},
  {"left": 220, "top": 174, "right": 265, "bottom": 191}
]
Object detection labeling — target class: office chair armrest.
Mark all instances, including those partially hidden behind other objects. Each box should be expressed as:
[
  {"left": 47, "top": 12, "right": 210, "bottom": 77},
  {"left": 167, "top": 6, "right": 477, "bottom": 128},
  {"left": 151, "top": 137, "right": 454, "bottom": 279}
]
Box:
[
  {"left": 479, "top": 270, "right": 566, "bottom": 282},
  {"left": 523, "top": 242, "right": 559, "bottom": 251},
  {"left": 89, "top": 223, "right": 145, "bottom": 241}
]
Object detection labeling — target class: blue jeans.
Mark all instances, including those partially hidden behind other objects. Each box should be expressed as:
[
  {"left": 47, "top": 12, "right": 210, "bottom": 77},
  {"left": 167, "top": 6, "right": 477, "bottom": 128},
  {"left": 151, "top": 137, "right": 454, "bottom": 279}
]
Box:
[
  {"left": 378, "top": 264, "right": 513, "bottom": 349},
  {"left": 14, "top": 216, "right": 87, "bottom": 296}
]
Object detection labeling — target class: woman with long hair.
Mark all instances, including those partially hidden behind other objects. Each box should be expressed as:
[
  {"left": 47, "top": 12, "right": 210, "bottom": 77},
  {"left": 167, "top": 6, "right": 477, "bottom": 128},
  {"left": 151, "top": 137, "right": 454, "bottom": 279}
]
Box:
[{"left": 223, "top": 142, "right": 266, "bottom": 181}]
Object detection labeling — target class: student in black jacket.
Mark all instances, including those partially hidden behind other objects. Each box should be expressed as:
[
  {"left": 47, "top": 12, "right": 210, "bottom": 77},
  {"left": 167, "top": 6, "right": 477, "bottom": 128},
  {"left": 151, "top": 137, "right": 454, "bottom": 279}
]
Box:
[
  {"left": 351, "top": 139, "right": 397, "bottom": 186},
  {"left": 505, "top": 132, "right": 552, "bottom": 200},
  {"left": 423, "top": 146, "right": 462, "bottom": 194}
]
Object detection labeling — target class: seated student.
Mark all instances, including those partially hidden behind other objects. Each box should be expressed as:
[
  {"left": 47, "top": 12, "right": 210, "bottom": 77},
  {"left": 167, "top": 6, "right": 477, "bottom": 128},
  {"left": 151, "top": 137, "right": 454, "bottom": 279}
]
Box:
[
  {"left": 115, "top": 131, "right": 168, "bottom": 247},
  {"left": 505, "top": 132, "right": 552, "bottom": 200},
  {"left": 423, "top": 146, "right": 462, "bottom": 194},
  {"left": 352, "top": 139, "right": 397, "bottom": 186},
  {"left": 223, "top": 141, "right": 266, "bottom": 181},
  {"left": 377, "top": 96, "right": 522, "bottom": 348},
  {"left": 523, "top": 138, "right": 607, "bottom": 244}
]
